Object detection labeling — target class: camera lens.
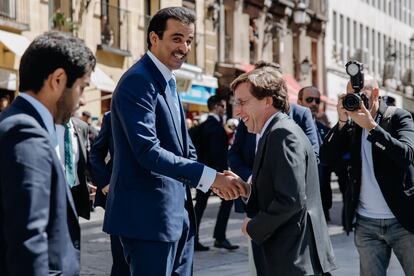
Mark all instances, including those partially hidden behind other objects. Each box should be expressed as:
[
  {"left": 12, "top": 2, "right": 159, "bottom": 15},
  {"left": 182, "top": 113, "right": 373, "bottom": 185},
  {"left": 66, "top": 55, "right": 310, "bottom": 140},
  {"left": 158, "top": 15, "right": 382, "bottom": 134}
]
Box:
[{"left": 343, "top": 93, "right": 361, "bottom": 111}]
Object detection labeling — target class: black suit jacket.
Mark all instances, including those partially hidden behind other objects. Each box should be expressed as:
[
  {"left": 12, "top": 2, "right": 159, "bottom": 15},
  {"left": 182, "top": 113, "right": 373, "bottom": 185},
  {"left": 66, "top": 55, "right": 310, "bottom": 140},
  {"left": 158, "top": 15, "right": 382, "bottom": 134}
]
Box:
[
  {"left": 0, "top": 96, "right": 80, "bottom": 276},
  {"left": 199, "top": 115, "right": 228, "bottom": 172},
  {"left": 71, "top": 117, "right": 91, "bottom": 220},
  {"left": 246, "top": 112, "right": 336, "bottom": 275},
  {"left": 90, "top": 112, "right": 113, "bottom": 209},
  {"left": 320, "top": 101, "right": 414, "bottom": 233}
]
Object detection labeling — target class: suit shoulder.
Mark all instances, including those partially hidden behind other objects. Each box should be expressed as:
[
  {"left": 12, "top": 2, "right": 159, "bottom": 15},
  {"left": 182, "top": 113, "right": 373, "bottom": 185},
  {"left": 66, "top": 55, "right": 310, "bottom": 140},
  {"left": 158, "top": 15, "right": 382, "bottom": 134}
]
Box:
[
  {"left": 0, "top": 113, "right": 47, "bottom": 137},
  {"left": 72, "top": 117, "right": 88, "bottom": 129}
]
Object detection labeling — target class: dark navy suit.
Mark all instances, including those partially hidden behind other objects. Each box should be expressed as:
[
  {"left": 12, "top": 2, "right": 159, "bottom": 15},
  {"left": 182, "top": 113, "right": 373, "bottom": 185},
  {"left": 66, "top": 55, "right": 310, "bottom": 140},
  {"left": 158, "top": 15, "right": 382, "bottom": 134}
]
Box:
[
  {"left": 228, "top": 103, "right": 319, "bottom": 275},
  {"left": 0, "top": 96, "right": 80, "bottom": 276},
  {"left": 89, "top": 111, "right": 129, "bottom": 275},
  {"left": 194, "top": 115, "right": 232, "bottom": 243},
  {"left": 103, "top": 54, "right": 204, "bottom": 275}
]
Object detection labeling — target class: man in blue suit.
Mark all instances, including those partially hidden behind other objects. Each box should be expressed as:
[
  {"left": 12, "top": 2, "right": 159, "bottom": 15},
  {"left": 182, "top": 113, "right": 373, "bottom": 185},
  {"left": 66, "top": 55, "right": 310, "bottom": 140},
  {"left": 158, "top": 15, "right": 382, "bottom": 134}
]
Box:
[
  {"left": 89, "top": 111, "right": 130, "bottom": 276},
  {"left": 103, "top": 7, "right": 247, "bottom": 275},
  {"left": 0, "top": 31, "right": 95, "bottom": 276}
]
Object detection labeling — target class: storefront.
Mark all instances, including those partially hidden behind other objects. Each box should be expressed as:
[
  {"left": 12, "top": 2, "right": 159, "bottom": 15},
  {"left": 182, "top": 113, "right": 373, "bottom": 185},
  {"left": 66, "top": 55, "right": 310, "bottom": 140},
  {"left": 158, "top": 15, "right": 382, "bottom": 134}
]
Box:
[{"left": 175, "top": 63, "right": 218, "bottom": 116}]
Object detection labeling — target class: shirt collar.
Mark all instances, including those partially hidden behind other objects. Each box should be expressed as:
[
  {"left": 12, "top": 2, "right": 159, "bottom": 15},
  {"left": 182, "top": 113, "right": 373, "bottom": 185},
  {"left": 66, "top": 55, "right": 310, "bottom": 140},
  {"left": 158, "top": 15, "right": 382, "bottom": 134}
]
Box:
[
  {"left": 209, "top": 113, "right": 221, "bottom": 122},
  {"left": 147, "top": 50, "right": 174, "bottom": 83},
  {"left": 257, "top": 111, "right": 279, "bottom": 139},
  {"left": 19, "top": 93, "right": 55, "bottom": 137}
]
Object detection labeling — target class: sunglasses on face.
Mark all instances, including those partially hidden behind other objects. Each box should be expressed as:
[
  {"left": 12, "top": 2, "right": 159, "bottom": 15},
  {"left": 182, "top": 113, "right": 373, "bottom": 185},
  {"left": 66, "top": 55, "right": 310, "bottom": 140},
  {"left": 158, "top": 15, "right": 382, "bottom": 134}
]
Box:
[{"left": 304, "top": 97, "right": 321, "bottom": 104}]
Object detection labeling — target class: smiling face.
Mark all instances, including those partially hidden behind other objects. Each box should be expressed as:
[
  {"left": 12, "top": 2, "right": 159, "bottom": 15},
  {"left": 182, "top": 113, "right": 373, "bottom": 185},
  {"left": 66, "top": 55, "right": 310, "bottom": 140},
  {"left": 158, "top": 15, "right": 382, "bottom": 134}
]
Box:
[
  {"left": 149, "top": 19, "right": 194, "bottom": 70},
  {"left": 233, "top": 82, "right": 271, "bottom": 134}
]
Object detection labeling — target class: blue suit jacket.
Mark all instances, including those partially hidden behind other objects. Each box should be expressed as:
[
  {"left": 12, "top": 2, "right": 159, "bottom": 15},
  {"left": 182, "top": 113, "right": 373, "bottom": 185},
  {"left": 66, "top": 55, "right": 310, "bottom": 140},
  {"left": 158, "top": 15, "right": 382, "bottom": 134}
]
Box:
[
  {"left": 229, "top": 103, "right": 319, "bottom": 213},
  {"left": 103, "top": 54, "right": 203, "bottom": 242},
  {"left": 0, "top": 97, "right": 80, "bottom": 276},
  {"left": 90, "top": 111, "right": 113, "bottom": 209}
]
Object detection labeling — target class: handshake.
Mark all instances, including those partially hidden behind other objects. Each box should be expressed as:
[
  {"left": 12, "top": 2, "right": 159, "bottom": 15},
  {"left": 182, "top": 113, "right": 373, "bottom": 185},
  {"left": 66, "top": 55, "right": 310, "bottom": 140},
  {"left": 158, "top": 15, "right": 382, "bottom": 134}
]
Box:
[{"left": 211, "top": 170, "right": 250, "bottom": 201}]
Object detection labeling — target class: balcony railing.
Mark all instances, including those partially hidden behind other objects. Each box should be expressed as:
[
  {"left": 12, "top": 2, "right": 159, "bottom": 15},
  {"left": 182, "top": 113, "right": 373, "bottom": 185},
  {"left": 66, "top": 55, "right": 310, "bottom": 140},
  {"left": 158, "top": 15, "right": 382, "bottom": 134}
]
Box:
[{"left": 0, "top": 0, "right": 30, "bottom": 30}]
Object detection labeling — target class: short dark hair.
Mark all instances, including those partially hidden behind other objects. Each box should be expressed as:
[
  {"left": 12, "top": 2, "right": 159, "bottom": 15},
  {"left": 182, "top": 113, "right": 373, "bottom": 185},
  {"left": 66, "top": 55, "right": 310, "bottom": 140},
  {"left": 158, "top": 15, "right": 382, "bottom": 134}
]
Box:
[
  {"left": 230, "top": 68, "right": 290, "bottom": 113},
  {"left": 19, "top": 31, "right": 96, "bottom": 93},
  {"left": 297, "top": 86, "right": 320, "bottom": 100},
  {"left": 207, "top": 95, "right": 224, "bottom": 111},
  {"left": 147, "top": 7, "right": 196, "bottom": 49}
]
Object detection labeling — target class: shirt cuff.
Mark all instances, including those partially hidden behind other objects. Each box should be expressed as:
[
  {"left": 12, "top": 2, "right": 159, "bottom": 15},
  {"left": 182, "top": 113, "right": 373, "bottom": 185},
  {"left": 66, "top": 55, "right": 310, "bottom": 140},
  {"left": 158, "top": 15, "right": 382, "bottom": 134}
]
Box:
[
  {"left": 241, "top": 175, "right": 253, "bottom": 204},
  {"left": 196, "top": 166, "right": 216, "bottom": 193}
]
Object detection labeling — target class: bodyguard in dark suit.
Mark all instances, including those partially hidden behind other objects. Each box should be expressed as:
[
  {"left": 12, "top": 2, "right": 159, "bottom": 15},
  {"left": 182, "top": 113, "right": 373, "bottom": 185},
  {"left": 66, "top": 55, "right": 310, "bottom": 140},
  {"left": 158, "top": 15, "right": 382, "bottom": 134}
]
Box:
[
  {"left": 297, "top": 86, "right": 333, "bottom": 221},
  {"left": 89, "top": 111, "right": 130, "bottom": 276},
  {"left": 230, "top": 67, "right": 336, "bottom": 275},
  {"left": 56, "top": 117, "right": 92, "bottom": 220},
  {"left": 194, "top": 95, "right": 239, "bottom": 251},
  {"left": 103, "top": 7, "right": 246, "bottom": 275},
  {"left": 0, "top": 31, "right": 95, "bottom": 276}
]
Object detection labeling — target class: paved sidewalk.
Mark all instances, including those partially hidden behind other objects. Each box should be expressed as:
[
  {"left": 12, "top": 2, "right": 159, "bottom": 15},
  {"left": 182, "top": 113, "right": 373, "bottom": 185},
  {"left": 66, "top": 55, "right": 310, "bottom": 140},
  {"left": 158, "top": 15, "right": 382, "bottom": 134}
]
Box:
[{"left": 80, "top": 190, "right": 405, "bottom": 275}]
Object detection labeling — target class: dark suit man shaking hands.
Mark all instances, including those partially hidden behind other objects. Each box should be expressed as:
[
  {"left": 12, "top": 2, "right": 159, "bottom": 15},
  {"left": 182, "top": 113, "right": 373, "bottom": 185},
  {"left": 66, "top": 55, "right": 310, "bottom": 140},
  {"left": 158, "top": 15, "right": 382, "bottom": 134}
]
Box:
[
  {"left": 228, "top": 68, "right": 337, "bottom": 275},
  {"left": 103, "top": 7, "right": 247, "bottom": 276},
  {"left": 0, "top": 32, "right": 95, "bottom": 276}
]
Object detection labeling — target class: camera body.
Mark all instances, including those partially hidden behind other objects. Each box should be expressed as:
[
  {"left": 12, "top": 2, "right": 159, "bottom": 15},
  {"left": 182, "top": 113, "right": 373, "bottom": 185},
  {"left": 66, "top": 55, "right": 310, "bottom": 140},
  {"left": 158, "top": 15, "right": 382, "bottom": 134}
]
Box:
[{"left": 343, "top": 60, "right": 369, "bottom": 112}]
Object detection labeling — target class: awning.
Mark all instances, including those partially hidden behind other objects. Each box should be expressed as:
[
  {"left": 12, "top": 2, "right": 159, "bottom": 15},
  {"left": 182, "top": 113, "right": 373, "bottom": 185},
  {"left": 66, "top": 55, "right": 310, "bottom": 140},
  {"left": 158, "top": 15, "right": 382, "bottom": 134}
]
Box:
[
  {"left": 91, "top": 66, "right": 116, "bottom": 92},
  {"left": 174, "top": 63, "right": 203, "bottom": 80},
  {"left": 283, "top": 74, "right": 301, "bottom": 103},
  {"left": 0, "top": 30, "right": 30, "bottom": 56}
]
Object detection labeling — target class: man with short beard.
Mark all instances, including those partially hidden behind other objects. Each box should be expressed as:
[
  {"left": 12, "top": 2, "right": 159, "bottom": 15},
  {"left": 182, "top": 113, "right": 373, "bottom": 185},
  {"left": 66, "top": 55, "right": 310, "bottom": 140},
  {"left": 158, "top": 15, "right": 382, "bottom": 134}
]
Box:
[
  {"left": 0, "top": 31, "right": 95, "bottom": 276},
  {"left": 103, "top": 6, "right": 247, "bottom": 275}
]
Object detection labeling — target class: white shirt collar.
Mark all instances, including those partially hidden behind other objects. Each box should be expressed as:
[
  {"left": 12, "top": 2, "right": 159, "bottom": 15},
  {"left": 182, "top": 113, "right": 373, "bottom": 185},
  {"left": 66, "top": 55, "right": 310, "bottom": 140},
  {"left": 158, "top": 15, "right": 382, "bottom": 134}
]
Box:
[
  {"left": 209, "top": 113, "right": 221, "bottom": 122},
  {"left": 147, "top": 50, "right": 174, "bottom": 83},
  {"left": 19, "top": 93, "right": 55, "bottom": 137},
  {"left": 258, "top": 111, "right": 279, "bottom": 139}
]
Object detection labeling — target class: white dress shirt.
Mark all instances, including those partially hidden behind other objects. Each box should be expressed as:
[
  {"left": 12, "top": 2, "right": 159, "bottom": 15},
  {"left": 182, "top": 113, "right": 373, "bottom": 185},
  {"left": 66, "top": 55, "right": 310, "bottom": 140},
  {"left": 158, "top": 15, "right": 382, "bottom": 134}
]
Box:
[
  {"left": 147, "top": 51, "right": 216, "bottom": 193},
  {"left": 56, "top": 119, "right": 80, "bottom": 187}
]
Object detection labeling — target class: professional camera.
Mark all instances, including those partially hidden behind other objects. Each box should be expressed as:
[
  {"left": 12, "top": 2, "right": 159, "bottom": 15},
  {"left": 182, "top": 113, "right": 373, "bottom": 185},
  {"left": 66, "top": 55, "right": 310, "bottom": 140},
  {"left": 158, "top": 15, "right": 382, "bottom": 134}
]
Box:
[{"left": 343, "top": 61, "right": 369, "bottom": 112}]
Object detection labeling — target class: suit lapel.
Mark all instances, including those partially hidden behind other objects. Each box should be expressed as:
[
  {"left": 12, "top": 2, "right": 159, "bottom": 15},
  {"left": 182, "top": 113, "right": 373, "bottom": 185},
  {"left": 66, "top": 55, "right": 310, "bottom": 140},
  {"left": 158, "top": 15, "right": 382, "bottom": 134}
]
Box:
[
  {"left": 252, "top": 112, "right": 287, "bottom": 183},
  {"left": 164, "top": 84, "right": 184, "bottom": 149},
  {"left": 143, "top": 54, "right": 185, "bottom": 152},
  {"left": 72, "top": 120, "right": 87, "bottom": 165}
]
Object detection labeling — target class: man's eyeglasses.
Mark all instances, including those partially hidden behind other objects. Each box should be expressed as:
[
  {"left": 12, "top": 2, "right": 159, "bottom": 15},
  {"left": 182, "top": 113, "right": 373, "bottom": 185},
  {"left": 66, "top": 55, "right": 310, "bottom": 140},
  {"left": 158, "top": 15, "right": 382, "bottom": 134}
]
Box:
[
  {"left": 233, "top": 97, "right": 254, "bottom": 107},
  {"left": 304, "top": 97, "right": 321, "bottom": 104}
]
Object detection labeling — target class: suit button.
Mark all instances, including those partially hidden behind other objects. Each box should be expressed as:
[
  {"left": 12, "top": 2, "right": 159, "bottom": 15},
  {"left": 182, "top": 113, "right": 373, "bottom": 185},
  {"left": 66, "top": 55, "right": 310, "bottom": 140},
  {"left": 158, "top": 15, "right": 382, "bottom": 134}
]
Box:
[{"left": 74, "top": 240, "right": 80, "bottom": 249}]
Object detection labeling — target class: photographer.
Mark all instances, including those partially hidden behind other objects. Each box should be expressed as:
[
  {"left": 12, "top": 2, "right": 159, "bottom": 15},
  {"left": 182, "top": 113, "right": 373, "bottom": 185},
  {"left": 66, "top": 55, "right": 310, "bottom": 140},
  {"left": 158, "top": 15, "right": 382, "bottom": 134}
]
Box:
[{"left": 320, "top": 68, "right": 414, "bottom": 275}]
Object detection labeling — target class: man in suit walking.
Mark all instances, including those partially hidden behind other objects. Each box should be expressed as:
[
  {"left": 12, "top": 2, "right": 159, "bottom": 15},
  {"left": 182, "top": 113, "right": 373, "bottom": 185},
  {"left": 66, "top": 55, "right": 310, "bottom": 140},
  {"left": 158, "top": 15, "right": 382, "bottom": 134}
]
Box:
[
  {"left": 103, "top": 7, "right": 247, "bottom": 275},
  {"left": 56, "top": 116, "right": 93, "bottom": 220},
  {"left": 194, "top": 95, "right": 239, "bottom": 251},
  {"left": 0, "top": 31, "right": 95, "bottom": 276},
  {"left": 89, "top": 111, "right": 130, "bottom": 275},
  {"left": 229, "top": 67, "right": 336, "bottom": 275}
]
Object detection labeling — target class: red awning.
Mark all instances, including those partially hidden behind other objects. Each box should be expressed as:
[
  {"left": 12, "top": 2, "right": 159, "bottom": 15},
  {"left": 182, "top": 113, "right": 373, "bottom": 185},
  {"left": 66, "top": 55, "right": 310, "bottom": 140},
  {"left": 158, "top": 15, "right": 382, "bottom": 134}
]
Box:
[{"left": 283, "top": 74, "right": 301, "bottom": 103}]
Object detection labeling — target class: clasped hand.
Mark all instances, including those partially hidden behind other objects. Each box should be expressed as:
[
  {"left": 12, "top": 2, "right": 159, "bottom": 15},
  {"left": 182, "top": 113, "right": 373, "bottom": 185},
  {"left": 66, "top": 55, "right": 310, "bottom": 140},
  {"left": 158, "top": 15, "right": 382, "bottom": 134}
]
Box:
[{"left": 211, "top": 170, "right": 250, "bottom": 201}]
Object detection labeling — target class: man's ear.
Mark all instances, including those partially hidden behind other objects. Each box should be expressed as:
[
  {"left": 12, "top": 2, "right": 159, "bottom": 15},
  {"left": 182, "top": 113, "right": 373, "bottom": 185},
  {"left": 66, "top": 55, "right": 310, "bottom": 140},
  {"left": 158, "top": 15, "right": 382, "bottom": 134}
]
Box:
[
  {"left": 50, "top": 68, "right": 67, "bottom": 92},
  {"left": 149, "top": 31, "right": 159, "bottom": 47}
]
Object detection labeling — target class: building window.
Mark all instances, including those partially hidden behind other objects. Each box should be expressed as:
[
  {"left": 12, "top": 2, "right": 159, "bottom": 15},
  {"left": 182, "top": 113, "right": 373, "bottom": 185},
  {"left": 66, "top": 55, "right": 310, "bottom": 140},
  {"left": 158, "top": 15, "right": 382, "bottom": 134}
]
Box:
[
  {"left": 52, "top": 0, "right": 73, "bottom": 32},
  {"left": 372, "top": 29, "right": 376, "bottom": 74},
  {"left": 0, "top": 0, "right": 16, "bottom": 19},
  {"left": 347, "top": 17, "right": 351, "bottom": 59}
]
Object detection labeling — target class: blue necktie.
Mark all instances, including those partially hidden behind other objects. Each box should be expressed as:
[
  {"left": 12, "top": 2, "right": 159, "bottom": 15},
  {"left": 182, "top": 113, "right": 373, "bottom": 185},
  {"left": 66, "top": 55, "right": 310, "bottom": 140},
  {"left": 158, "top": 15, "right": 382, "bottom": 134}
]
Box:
[
  {"left": 168, "top": 77, "right": 181, "bottom": 128},
  {"left": 64, "top": 123, "right": 76, "bottom": 188}
]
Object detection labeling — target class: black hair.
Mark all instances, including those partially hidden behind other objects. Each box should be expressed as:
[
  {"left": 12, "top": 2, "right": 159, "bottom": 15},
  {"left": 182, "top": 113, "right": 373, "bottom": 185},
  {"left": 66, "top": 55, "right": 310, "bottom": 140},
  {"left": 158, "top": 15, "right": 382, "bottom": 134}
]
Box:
[
  {"left": 147, "top": 7, "right": 195, "bottom": 49},
  {"left": 19, "top": 31, "right": 96, "bottom": 93},
  {"left": 297, "top": 86, "right": 320, "bottom": 100},
  {"left": 207, "top": 95, "right": 224, "bottom": 111}
]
